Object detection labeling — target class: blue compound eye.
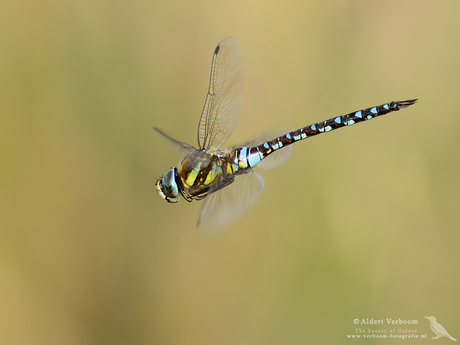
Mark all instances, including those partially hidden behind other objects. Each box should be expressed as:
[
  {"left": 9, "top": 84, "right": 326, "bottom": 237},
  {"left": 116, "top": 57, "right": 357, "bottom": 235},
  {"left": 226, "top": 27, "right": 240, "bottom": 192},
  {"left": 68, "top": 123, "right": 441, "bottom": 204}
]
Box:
[{"left": 156, "top": 167, "right": 181, "bottom": 203}]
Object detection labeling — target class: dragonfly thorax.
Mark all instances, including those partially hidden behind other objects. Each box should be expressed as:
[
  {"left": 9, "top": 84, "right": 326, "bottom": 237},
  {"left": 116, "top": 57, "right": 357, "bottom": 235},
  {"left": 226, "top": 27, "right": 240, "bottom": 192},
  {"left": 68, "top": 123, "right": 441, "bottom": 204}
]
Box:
[
  {"left": 174, "top": 151, "right": 239, "bottom": 202},
  {"left": 155, "top": 167, "right": 181, "bottom": 203}
]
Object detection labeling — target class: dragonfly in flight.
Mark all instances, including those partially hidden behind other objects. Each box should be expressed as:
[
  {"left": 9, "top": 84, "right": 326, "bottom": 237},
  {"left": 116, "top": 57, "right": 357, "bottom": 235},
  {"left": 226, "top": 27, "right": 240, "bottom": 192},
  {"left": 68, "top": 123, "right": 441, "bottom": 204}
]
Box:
[{"left": 154, "top": 37, "right": 417, "bottom": 233}]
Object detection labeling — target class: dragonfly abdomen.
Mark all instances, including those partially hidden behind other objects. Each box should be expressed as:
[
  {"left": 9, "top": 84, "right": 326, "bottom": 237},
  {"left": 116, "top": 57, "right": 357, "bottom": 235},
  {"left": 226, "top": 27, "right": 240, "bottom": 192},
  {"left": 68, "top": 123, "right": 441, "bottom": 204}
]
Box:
[
  {"left": 246, "top": 99, "right": 418, "bottom": 166},
  {"left": 226, "top": 146, "right": 262, "bottom": 171}
]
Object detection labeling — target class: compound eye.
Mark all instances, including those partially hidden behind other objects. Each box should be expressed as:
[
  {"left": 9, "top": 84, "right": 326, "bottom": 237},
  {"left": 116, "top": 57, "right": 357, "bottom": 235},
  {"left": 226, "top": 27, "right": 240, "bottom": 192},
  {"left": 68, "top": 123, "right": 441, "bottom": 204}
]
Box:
[{"left": 156, "top": 168, "right": 181, "bottom": 203}]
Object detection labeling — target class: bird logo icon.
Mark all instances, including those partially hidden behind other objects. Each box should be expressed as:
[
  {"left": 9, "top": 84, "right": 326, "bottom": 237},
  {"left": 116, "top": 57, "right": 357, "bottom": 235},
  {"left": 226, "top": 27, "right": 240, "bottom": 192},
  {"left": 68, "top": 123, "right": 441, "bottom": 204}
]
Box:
[{"left": 426, "top": 316, "right": 457, "bottom": 342}]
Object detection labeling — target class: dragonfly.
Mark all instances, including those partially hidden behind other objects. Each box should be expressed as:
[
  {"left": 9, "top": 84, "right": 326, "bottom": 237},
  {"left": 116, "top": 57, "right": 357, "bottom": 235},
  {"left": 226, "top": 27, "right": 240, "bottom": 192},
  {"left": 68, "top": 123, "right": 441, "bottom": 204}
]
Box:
[{"left": 154, "top": 37, "right": 417, "bottom": 234}]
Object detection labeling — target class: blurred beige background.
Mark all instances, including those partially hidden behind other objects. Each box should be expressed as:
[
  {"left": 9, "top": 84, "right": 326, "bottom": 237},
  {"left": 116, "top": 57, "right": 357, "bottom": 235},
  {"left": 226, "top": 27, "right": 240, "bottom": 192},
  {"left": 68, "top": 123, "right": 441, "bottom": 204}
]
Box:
[{"left": 1, "top": 0, "right": 459, "bottom": 344}]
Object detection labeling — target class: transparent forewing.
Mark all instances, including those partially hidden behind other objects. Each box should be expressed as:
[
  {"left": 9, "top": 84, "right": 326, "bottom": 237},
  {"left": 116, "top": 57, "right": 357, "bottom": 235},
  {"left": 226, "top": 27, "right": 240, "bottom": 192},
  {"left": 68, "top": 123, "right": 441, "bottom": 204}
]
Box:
[
  {"left": 198, "top": 37, "right": 243, "bottom": 150},
  {"left": 197, "top": 171, "right": 265, "bottom": 235},
  {"left": 154, "top": 127, "right": 196, "bottom": 155}
]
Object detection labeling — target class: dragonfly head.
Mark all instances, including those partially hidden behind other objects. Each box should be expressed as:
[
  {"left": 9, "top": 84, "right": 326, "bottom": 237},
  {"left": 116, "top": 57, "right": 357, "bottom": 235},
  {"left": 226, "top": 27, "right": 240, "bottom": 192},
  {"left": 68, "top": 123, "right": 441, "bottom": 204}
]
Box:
[{"left": 155, "top": 167, "right": 181, "bottom": 203}]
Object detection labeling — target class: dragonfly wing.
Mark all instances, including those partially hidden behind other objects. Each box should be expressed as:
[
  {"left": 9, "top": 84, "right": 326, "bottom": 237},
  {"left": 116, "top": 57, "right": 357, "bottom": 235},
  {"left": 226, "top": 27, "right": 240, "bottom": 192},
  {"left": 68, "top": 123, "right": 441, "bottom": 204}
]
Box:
[
  {"left": 197, "top": 171, "right": 265, "bottom": 235},
  {"left": 198, "top": 37, "right": 243, "bottom": 150},
  {"left": 257, "top": 145, "right": 293, "bottom": 170},
  {"left": 154, "top": 127, "right": 196, "bottom": 155}
]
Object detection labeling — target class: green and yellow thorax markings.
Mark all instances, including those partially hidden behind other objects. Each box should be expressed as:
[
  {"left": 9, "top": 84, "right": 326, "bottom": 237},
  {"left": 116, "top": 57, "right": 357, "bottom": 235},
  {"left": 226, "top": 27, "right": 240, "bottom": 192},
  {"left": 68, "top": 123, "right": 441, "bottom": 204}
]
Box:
[{"left": 179, "top": 154, "right": 234, "bottom": 188}]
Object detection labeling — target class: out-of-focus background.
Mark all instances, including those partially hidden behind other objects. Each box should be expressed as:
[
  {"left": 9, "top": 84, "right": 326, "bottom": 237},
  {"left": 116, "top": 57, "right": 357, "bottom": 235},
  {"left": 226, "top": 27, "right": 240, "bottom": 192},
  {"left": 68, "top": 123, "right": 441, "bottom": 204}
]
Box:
[{"left": 1, "top": 0, "right": 459, "bottom": 344}]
